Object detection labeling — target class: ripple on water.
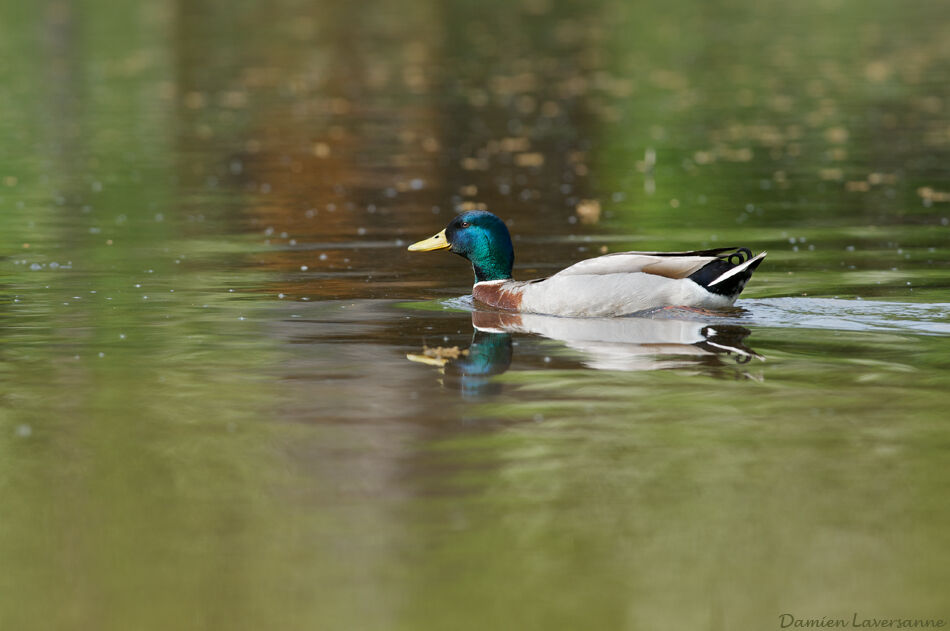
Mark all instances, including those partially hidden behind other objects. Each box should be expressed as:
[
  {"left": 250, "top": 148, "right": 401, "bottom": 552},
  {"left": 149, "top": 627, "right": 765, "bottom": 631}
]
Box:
[{"left": 743, "top": 297, "right": 950, "bottom": 335}]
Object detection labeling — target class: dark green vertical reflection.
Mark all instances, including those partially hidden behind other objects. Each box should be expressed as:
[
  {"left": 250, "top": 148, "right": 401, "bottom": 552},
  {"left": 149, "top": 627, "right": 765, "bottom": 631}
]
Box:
[{"left": 0, "top": 0, "right": 284, "bottom": 628}]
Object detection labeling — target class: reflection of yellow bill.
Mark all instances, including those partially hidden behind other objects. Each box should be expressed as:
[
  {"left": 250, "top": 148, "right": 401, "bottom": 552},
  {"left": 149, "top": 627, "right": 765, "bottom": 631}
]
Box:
[
  {"left": 406, "top": 353, "right": 448, "bottom": 368},
  {"left": 407, "top": 229, "right": 450, "bottom": 251}
]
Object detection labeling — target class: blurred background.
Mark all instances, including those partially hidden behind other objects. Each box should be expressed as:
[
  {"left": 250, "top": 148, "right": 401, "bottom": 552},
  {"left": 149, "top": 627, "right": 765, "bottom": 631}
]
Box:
[{"left": 1, "top": 0, "right": 949, "bottom": 629}]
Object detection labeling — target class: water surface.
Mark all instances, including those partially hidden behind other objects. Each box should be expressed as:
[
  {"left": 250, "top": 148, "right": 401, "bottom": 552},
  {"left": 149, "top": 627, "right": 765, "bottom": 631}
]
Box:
[{"left": 2, "top": 0, "right": 949, "bottom": 629}]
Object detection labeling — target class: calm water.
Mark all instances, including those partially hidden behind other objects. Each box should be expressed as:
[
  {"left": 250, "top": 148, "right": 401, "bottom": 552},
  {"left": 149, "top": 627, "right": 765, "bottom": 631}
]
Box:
[{"left": 2, "top": 0, "right": 950, "bottom": 629}]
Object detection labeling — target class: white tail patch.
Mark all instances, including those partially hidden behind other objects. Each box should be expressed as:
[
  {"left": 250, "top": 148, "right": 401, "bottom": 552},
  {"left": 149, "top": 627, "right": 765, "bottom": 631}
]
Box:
[{"left": 707, "top": 252, "right": 768, "bottom": 288}]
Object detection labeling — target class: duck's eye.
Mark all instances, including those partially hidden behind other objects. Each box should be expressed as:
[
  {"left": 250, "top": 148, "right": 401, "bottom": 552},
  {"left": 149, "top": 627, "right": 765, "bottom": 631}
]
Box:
[{"left": 460, "top": 221, "right": 470, "bottom": 228}]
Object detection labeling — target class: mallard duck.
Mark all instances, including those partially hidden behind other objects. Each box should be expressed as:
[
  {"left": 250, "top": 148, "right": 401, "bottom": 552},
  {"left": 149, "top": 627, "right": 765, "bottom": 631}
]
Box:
[{"left": 408, "top": 210, "right": 766, "bottom": 317}]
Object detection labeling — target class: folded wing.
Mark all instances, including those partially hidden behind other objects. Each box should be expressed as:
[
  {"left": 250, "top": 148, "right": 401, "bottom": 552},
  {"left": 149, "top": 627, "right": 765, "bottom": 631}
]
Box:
[{"left": 552, "top": 248, "right": 745, "bottom": 280}]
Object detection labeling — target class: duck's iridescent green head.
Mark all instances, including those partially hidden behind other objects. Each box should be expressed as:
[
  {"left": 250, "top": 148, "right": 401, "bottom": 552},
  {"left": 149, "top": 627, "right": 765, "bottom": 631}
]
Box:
[{"left": 408, "top": 211, "right": 514, "bottom": 282}]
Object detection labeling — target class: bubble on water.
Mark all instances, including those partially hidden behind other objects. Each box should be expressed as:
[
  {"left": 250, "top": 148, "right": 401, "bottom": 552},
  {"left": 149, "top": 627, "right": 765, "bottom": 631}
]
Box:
[
  {"left": 238, "top": 316, "right": 246, "bottom": 321},
  {"left": 300, "top": 265, "right": 308, "bottom": 271},
  {"left": 16, "top": 424, "right": 31, "bottom": 438},
  {"left": 319, "top": 253, "right": 328, "bottom": 261},
  {"left": 29, "top": 263, "right": 42, "bottom": 270},
  {"left": 357, "top": 227, "right": 367, "bottom": 235},
  {"left": 543, "top": 356, "right": 551, "bottom": 363},
  {"left": 143, "top": 295, "right": 149, "bottom": 300},
  {"left": 410, "top": 178, "right": 424, "bottom": 190},
  {"left": 119, "top": 333, "right": 126, "bottom": 340},
  {"left": 98, "top": 352, "right": 105, "bottom": 358},
  {"left": 278, "top": 293, "right": 285, "bottom": 299}
]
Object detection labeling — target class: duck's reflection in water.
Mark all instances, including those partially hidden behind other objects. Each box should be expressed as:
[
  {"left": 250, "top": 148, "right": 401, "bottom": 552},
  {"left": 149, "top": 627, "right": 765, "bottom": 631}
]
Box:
[
  {"left": 407, "top": 324, "right": 514, "bottom": 398},
  {"left": 408, "top": 310, "right": 762, "bottom": 397}
]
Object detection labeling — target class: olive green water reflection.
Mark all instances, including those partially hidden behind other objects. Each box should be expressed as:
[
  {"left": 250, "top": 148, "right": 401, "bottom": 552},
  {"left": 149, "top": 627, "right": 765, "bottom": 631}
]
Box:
[{"left": 2, "top": 0, "right": 950, "bottom": 628}]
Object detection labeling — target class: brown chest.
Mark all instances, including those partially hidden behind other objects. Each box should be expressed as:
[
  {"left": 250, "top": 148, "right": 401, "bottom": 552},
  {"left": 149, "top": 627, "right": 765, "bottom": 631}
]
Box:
[{"left": 472, "top": 283, "right": 523, "bottom": 311}]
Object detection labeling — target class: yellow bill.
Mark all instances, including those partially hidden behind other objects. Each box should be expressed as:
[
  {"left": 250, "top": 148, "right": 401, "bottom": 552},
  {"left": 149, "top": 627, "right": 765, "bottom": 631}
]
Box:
[{"left": 407, "top": 229, "right": 450, "bottom": 252}]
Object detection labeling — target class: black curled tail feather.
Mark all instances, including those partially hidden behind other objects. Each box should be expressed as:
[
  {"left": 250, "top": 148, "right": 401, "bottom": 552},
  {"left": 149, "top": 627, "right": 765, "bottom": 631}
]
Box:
[
  {"left": 687, "top": 248, "right": 766, "bottom": 298},
  {"left": 724, "top": 247, "right": 752, "bottom": 265}
]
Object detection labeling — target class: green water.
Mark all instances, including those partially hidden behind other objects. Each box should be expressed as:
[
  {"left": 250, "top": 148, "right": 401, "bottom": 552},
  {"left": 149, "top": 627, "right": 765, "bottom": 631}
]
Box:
[{"left": 2, "top": 0, "right": 949, "bottom": 629}]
